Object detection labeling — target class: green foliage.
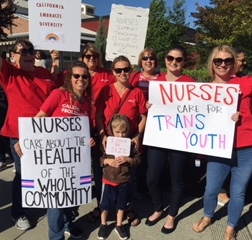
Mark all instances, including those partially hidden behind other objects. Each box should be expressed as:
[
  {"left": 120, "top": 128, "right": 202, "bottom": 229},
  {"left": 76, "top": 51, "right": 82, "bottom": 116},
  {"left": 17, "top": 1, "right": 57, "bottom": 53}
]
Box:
[
  {"left": 183, "top": 68, "right": 212, "bottom": 82},
  {"left": 191, "top": 0, "right": 252, "bottom": 66},
  {"left": 145, "top": 0, "right": 187, "bottom": 67},
  {"left": 0, "top": 0, "right": 16, "bottom": 38},
  {"left": 160, "top": 66, "right": 212, "bottom": 82},
  {"left": 95, "top": 17, "right": 107, "bottom": 65}
]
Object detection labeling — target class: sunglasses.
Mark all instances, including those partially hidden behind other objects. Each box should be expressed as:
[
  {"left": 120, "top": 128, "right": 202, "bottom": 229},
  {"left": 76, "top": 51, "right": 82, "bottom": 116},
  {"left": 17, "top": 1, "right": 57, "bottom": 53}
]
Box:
[
  {"left": 84, "top": 54, "right": 99, "bottom": 60},
  {"left": 14, "top": 48, "right": 36, "bottom": 56},
  {"left": 142, "top": 56, "right": 156, "bottom": 61},
  {"left": 72, "top": 74, "right": 89, "bottom": 80},
  {"left": 113, "top": 67, "right": 131, "bottom": 74},
  {"left": 166, "top": 55, "right": 184, "bottom": 63},
  {"left": 213, "top": 58, "right": 234, "bottom": 66}
]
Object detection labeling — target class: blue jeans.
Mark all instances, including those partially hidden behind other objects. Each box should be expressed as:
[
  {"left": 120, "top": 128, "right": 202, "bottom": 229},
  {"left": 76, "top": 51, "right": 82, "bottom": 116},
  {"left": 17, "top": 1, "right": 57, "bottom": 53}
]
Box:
[
  {"left": 47, "top": 208, "right": 75, "bottom": 240},
  {"left": 204, "top": 147, "right": 252, "bottom": 227},
  {"left": 10, "top": 138, "right": 29, "bottom": 219}
]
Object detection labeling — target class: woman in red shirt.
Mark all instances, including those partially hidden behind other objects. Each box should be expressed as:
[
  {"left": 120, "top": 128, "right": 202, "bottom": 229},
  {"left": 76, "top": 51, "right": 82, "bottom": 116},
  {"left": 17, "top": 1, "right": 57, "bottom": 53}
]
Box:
[
  {"left": 193, "top": 45, "right": 252, "bottom": 240},
  {"left": 145, "top": 45, "right": 196, "bottom": 234},
  {"left": 34, "top": 61, "right": 94, "bottom": 240},
  {"left": 80, "top": 43, "right": 116, "bottom": 222},
  {"left": 96, "top": 55, "right": 147, "bottom": 150},
  {"left": 96, "top": 55, "right": 147, "bottom": 226},
  {"left": 130, "top": 48, "right": 165, "bottom": 99},
  {"left": 0, "top": 40, "right": 56, "bottom": 231}
]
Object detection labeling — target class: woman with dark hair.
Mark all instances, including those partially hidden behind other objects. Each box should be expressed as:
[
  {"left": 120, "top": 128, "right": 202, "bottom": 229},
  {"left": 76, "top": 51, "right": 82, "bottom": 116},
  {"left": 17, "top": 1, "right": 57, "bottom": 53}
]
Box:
[
  {"left": 145, "top": 45, "right": 196, "bottom": 234},
  {"left": 0, "top": 39, "right": 56, "bottom": 230},
  {"left": 96, "top": 55, "right": 147, "bottom": 227},
  {"left": 96, "top": 55, "right": 147, "bottom": 150},
  {"left": 193, "top": 45, "right": 252, "bottom": 240},
  {"left": 48, "top": 43, "right": 115, "bottom": 222},
  {"left": 30, "top": 61, "right": 95, "bottom": 240},
  {"left": 81, "top": 42, "right": 116, "bottom": 222}
]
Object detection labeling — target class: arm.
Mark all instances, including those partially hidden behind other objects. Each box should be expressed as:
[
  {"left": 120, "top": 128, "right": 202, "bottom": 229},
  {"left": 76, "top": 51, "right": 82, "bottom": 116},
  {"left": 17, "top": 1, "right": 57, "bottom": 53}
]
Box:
[
  {"left": 50, "top": 50, "right": 60, "bottom": 80},
  {"left": 96, "top": 110, "right": 107, "bottom": 149},
  {"left": 35, "top": 110, "right": 48, "bottom": 117},
  {"left": 14, "top": 110, "right": 48, "bottom": 157},
  {"left": 131, "top": 113, "right": 147, "bottom": 149}
]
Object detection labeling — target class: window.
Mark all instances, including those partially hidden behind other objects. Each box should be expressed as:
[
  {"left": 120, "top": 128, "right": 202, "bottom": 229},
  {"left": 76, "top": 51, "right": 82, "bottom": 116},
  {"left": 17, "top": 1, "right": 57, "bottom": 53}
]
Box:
[{"left": 86, "top": 7, "right": 94, "bottom": 15}]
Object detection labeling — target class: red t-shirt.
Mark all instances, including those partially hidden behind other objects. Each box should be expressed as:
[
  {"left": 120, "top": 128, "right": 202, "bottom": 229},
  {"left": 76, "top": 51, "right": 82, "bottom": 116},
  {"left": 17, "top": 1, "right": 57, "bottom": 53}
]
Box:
[
  {"left": 40, "top": 88, "right": 91, "bottom": 117},
  {"left": 96, "top": 84, "right": 147, "bottom": 137},
  {"left": 229, "top": 76, "right": 252, "bottom": 148},
  {"left": 162, "top": 74, "right": 196, "bottom": 83},
  {"left": 0, "top": 60, "right": 56, "bottom": 138},
  {"left": 56, "top": 68, "right": 115, "bottom": 127},
  {"left": 130, "top": 71, "right": 166, "bottom": 99},
  {"left": 90, "top": 69, "right": 115, "bottom": 127}
]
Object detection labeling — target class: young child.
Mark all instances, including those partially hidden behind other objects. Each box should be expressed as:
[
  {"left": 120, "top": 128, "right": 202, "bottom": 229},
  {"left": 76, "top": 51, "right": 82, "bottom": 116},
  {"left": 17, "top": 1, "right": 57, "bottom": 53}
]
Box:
[{"left": 97, "top": 114, "right": 141, "bottom": 240}]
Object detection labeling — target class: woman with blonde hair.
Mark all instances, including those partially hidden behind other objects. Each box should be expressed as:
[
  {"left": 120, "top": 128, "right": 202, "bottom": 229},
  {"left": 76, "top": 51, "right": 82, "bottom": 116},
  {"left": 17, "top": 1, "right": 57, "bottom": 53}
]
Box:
[{"left": 193, "top": 45, "right": 252, "bottom": 240}]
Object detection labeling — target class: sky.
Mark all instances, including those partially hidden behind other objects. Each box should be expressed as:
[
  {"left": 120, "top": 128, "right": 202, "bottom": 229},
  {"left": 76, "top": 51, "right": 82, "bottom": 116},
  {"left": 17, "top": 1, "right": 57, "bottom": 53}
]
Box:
[{"left": 83, "top": 0, "right": 210, "bottom": 28}]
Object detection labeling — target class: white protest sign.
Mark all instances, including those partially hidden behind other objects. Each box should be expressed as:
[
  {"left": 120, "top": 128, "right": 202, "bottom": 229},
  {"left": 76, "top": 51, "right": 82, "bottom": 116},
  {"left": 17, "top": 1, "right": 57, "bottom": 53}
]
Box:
[
  {"left": 143, "top": 81, "right": 240, "bottom": 158},
  {"left": 106, "top": 136, "right": 131, "bottom": 157},
  {"left": 29, "top": 0, "right": 81, "bottom": 52},
  {"left": 19, "top": 116, "right": 92, "bottom": 208},
  {"left": 106, "top": 4, "right": 149, "bottom": 64}
]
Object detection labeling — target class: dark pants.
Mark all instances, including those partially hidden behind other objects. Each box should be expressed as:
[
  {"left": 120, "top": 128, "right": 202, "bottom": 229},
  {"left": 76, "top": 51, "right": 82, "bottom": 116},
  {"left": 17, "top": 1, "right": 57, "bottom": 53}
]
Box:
[
  {"left": 146, "top": 146, "right": 191, "bottom": 217},
  {"left": 10, "top": 138, "right": 29, "bottom": 219},
  {"left": 91, "top": 134, "right": 103, "bottom": 205}
]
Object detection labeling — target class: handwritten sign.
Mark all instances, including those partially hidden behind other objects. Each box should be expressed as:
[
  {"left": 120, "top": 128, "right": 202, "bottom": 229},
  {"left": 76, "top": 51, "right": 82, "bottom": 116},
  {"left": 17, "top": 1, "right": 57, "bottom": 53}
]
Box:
[
  {"left": 19, "top": 116, "right": 92, "bottom": 208},
  {"left": 106, "top": 137, "right": 131, "bottom": 157},
  {"left": 106, "top": 4, "right": 149, "bottom": 64},
  {"left": 143, "top": 82, "right": 240, "bottom": 158},
  {"left": 28, "top": 0, "right": 81, "bottom": 52}
]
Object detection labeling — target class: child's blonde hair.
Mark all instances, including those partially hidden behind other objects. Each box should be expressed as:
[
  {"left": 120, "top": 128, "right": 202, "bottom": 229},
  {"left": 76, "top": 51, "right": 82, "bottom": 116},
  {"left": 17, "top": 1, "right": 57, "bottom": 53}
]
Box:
[{"left": 110, "top": 114, "right": 131, "bottom": 137}]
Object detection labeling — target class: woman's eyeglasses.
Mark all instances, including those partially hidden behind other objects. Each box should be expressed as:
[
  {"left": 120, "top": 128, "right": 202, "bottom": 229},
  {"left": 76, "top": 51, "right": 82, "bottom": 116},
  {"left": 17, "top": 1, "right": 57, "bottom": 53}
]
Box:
[
  {"left": 84, "top": 54, "right": 99, "bottom": 60},
  {"left": 213, "top": 58, "right": 234, "bottom": 66},
  {"left": 72, "top": 74, "right": 89, "bottom": 80},
  {"left": 113, "top": 67, "right": 131, "bottom": 74},
  {"left": 142, "top": 56, "right": 156, "bottom": 61},
  {"left": 14, "top": 48, "right": 36, "bottom": 56},
  {"left": 166, "top": 55, "right": 184, "bottom": 63}
]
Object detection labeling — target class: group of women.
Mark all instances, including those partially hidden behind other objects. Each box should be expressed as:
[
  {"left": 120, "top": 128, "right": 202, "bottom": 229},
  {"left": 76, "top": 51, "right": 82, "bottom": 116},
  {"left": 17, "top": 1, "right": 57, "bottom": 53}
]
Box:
[{"left": 0, "top": 39, "right": 251, "bottom": 240}]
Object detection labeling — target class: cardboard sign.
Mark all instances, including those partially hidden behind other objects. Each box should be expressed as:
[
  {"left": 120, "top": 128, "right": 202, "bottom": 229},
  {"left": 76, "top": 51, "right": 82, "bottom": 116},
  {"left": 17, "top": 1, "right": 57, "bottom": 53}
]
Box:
[
  {"left": 143, "top": 81, "right": 240, "bottom": 158},
  {"left": 29, "top": 0, "right": 81, "bottom": 52},
  {"left": 106, "top": 136, "right": 131, "bottom": 157},
  {"left": 19, "top": 116, "right": 92, "bottom": 208},
  {"left": 106, "top": 4, "right": 149, "bottom": 64}
]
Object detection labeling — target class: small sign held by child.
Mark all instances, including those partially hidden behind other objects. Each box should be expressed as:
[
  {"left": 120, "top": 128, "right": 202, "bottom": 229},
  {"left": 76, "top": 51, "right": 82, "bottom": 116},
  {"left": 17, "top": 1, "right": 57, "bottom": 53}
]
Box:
[{"left": 106, "top": 136, "right": 131, "bottom": 157}]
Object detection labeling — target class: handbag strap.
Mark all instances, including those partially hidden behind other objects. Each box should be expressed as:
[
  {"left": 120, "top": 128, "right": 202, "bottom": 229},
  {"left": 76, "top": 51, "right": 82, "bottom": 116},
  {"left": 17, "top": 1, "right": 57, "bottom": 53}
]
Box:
[{"left": 116, "top": 86, "right": 134, "bottom": 114}]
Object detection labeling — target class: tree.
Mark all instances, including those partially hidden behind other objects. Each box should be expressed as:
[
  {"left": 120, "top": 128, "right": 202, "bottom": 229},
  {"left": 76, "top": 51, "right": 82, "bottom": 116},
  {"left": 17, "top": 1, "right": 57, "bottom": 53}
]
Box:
[
  {"left": 145, "top": 0, "right": 188, "bottom": 67},
  {"left": 168, "top": 0, "right": 188, "bottom": 41},
  {"left": 95, "top": 17, "right": 107, "bottom": 66},
  {"left": 191, "top": 0, "right": 252, "bottom": 65},
  {"left": 0, "top": 0, "right": 16, "bottom": 38}
]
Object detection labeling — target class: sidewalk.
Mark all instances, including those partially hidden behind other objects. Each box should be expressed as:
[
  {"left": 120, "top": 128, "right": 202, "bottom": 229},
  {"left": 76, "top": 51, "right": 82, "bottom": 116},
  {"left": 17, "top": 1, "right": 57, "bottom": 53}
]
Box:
[{"left": 1, "top": 162, "right": 252, "bottom": 240}]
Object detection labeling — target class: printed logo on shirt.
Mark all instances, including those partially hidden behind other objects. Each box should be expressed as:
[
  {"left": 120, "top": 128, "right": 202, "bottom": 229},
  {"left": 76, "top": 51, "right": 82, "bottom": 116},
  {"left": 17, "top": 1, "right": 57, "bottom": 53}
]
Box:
[
  {"left": 61, "top": 104, "right": 87, "bottom": 116},
  {"left": 128, "top": 99, "right": 136, "bottom": 103},
  {"left": 45, "top": 79, "right": 54, "bottom": 82}
]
